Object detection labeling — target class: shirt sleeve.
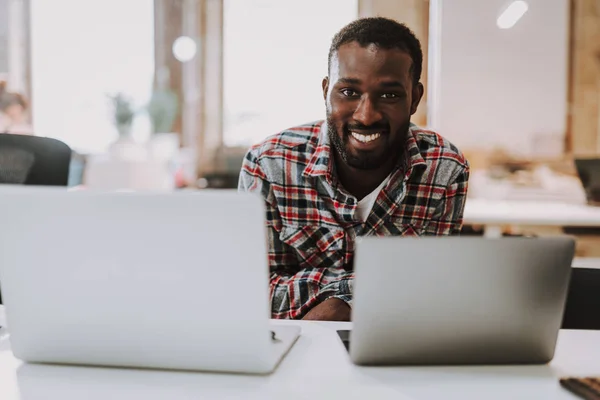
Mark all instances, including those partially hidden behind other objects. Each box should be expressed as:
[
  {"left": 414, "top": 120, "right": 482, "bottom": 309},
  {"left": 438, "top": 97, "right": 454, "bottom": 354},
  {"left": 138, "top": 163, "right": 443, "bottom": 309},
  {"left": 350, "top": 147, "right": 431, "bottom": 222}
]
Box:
[
  {"left": 238, "top": 148, "right": 352, "bottom": 318},
  {"left": 316, "top": 274, "right": 354, "bottom": 307},
  {"left": 424, "top": 163, "right": 470, "bottom": 236}
]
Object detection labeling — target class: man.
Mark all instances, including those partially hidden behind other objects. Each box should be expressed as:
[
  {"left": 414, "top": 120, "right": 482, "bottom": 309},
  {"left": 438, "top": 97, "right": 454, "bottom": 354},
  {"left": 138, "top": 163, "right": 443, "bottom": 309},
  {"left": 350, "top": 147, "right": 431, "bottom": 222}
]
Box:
[{"left": 238, "top": 17, "right": 469, "bottom": 321}]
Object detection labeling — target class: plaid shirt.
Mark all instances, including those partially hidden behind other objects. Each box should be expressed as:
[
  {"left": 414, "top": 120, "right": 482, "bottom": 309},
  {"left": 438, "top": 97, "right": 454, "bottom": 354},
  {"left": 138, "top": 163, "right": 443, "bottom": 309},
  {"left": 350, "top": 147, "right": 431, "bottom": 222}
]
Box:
[{"left": 239, "top": 120, "right": 469, "bottom": 319}]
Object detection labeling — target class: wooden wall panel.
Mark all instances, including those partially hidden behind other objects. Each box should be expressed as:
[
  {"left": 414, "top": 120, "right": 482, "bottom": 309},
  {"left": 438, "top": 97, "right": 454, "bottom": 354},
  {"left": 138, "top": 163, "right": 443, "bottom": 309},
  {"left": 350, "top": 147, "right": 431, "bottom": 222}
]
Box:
[
  {"left": 567, "top": 0, "right": 600, "bottom": 156},
  {"left": 154, "top": 0, "right": 224, "bottom": 178},
  {"left": 154, "top": 0, "right": 184, "bottom": 140},
  {"left": 196, "top": 0, "right": 223, "bottom": 176}
]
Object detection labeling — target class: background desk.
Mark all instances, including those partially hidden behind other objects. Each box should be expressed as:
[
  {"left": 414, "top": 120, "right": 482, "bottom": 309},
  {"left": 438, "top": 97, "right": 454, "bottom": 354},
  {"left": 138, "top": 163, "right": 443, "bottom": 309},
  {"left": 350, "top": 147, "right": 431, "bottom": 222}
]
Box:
[
  {"left": 464, "top": 199, "right": 600, "bottom": 231},
  {"left": 0, "top": 316, "right": 598, "bottom": 399},
  {"left": 464, "top": 198, "right": 600, "bottom": 265}
]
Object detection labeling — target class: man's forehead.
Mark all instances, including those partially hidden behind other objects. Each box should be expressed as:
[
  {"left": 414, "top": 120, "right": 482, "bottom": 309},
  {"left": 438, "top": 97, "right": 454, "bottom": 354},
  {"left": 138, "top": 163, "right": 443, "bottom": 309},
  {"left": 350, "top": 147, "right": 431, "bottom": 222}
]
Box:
[{"left": 330, "top": 42, "right": 413, "bottom": 80}]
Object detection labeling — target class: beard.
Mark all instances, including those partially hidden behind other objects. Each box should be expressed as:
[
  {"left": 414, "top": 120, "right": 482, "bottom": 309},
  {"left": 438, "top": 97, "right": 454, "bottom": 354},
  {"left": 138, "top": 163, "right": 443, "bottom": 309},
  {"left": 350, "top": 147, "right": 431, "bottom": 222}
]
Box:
[{"left": 327, "top": 114, "right": 410, "bottom": 171}]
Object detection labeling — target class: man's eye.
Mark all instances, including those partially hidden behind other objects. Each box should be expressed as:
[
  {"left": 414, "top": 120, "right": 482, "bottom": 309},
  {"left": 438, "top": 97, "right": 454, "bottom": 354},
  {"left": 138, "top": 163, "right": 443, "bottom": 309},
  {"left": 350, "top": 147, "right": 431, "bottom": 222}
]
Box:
[
  {"left": 341, "top": 89, "right": 359, "bottom": 97},
  {"left": 381, "top": 93, "right": 399, "bottom": 99}
]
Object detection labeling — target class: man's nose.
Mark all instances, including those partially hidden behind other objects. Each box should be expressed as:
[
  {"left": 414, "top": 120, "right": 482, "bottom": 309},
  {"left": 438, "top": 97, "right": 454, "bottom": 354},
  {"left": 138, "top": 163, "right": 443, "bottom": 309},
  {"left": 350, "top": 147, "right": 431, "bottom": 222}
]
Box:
[{"left": 352, "top": 96, "right": 383, "bottom": 127}]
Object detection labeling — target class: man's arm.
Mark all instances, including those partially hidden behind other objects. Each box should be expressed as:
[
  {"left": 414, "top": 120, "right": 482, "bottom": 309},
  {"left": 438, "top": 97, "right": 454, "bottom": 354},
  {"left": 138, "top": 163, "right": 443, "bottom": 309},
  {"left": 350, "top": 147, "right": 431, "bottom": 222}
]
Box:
[
  {"left": 271, "top": 267, "right": 352, "bottom": 320},
  {"left": 316, "top": 275, "right": 353, "bottom": 307},
  {"left": 238, "top": 149, "right": 351, "bottom": 320},
  {"left": 424, "top": 163, "right": 470, "bottom": 235},
  {"left": 302, "top": 274, "right": 352, "bottom": 321}
]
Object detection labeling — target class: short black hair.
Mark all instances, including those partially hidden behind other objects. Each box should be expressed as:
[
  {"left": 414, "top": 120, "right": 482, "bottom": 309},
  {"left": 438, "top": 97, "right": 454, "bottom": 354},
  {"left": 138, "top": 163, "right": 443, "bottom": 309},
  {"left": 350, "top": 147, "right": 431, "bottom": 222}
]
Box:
[{"left": 328, "top": 17, "right": 423, "bottom": 85}]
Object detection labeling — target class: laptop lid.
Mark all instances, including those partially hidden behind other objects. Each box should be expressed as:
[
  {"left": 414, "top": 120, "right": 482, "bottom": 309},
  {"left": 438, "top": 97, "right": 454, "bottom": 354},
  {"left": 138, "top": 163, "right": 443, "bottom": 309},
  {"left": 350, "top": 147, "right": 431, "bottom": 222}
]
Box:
[
  {"left": 0, "top": 188, "right": 273, "bottom": 373},
  {"left": 350, "top": 236, "right": 575, "bottom": 365}
]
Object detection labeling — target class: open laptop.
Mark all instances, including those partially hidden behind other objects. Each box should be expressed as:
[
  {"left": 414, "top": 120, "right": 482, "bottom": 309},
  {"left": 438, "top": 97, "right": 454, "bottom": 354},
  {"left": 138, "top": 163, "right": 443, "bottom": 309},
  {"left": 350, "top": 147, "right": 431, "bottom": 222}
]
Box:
[
  {"left": 575, "top": 158, "right": 600, "bottom": 205},
  {"left": 339, "top": 236, "right": 575, "bottom": 365},
  {"left": 0, "top": 187, "right": 299, "bottom": 374}
]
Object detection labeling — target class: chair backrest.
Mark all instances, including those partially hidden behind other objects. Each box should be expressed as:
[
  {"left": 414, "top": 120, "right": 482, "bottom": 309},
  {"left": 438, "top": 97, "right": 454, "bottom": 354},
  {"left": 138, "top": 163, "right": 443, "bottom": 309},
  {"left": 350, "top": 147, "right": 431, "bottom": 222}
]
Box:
[
  {"left": 0, "top": 134, "right": 71, "bottom": 186},
  {"left": 562, "top": 267, "right": 600, "bottom": 330},
  {"left": 0, "top": 134, "right": 71, "bottom": 305}
]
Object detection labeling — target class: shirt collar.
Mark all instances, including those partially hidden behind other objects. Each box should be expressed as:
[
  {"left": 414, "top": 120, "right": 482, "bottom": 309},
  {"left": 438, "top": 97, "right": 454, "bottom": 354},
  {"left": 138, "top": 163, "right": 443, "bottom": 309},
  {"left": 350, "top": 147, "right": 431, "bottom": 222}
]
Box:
[
  {"left": 402, "top": 123, "right": 427, "bottom": 173},
  {"left": 302, "top": 121, "right": 333, "bottom": 178},
  {"left": 302, "top": 121, "right": 427, "bottom": 179}
]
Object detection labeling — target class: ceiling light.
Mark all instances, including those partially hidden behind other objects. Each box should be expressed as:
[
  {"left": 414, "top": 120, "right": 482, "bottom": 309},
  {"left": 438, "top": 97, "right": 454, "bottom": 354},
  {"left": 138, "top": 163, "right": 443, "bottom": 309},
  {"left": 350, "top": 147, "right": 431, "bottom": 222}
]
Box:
[
  {"left": 172, "top": 36, "right": 197, "bottom": 62},
  {"left": 497, "top": 1, "right": 529, "bottom": 29}
]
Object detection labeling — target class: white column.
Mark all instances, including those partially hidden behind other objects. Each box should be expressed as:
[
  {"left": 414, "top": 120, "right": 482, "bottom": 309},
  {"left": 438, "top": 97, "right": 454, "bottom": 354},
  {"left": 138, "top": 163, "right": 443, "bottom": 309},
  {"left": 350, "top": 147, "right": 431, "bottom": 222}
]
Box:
[{"left": 7, "top": 0, "right": 26, "bottom": 92}]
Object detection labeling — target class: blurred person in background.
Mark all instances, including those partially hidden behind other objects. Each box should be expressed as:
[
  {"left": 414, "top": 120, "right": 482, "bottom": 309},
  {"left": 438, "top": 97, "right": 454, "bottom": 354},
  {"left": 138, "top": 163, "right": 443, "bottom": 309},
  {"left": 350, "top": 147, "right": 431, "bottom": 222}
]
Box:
[
  {"left": 0, "top": 81, "right": 33, "bottom": 135},
  {"left": 239, "top": 17, "right": 470, "bottom": 322}
]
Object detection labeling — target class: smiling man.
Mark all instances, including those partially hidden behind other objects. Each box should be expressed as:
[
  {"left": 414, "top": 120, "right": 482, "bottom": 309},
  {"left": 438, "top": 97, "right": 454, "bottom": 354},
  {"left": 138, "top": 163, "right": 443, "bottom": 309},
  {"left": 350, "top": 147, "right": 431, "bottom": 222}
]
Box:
[{"left": 239, "top": 17, "right": 470, "bottom": 321}]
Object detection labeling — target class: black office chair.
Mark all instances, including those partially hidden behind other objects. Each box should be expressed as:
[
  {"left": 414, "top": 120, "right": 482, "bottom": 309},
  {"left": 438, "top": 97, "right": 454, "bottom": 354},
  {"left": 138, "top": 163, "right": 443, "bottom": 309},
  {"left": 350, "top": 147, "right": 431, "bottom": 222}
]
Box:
[
  {"left": 0, "top": 133, "right": 71, "bottom": 186},
  {"left": 562, "top": 267, "right": 600, "bottom": 330},
  {"left": 0, "top": 134, "right": 71, "bottom": 304}
]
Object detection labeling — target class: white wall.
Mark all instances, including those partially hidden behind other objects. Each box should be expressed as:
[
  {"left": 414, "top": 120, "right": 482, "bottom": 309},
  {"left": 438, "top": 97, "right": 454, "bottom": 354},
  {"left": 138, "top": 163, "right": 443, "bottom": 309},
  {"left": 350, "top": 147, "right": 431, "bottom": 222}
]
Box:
[
  {"left": 222, "top": 0, "right": 358, "bottom": 147},
  {"left": 429, "top": 0, "right": 569, "bottom": 157}
]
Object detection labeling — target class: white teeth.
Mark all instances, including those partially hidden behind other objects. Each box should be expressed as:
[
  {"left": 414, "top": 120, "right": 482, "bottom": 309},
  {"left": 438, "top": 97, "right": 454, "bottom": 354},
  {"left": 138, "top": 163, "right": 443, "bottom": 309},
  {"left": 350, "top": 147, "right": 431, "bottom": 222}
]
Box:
[{"left": 351, "top": 132, "right": 381, "bottom": 143}]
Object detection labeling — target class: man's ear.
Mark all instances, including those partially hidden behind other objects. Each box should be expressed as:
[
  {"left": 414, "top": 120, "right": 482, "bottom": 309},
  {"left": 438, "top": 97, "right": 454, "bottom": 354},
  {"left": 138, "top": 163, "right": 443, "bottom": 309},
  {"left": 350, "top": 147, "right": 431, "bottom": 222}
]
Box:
[
  {"left": 322, "top": 76, "right": 329, "bottom": 102},
  {"left": 410, "top": 82, "right": 424, "bottom": 115}
]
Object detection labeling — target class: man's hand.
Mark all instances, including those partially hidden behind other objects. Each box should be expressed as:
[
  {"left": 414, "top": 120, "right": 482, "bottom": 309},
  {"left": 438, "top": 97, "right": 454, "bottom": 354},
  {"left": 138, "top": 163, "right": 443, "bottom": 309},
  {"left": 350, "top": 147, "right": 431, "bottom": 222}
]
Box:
[{"left": 302, "top": 298, "right": 351, "bottom": 321}]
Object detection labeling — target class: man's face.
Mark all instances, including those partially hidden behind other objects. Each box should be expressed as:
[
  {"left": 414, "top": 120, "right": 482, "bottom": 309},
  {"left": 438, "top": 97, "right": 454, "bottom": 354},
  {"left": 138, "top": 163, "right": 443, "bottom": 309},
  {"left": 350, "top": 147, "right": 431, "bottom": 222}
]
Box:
[{"left": 323, "top": 42, "right": 423, "bottom": 170}]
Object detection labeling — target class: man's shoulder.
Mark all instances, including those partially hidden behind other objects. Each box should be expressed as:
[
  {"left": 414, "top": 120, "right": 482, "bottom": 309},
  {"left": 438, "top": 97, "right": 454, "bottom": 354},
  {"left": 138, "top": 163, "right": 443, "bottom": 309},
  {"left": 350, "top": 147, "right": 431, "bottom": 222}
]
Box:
[
  {"left": 411, "top": 126, "right": 469, "bottom": 171},
  {"left": 246, "top": 121, "right": 323, "bottom": 162}
]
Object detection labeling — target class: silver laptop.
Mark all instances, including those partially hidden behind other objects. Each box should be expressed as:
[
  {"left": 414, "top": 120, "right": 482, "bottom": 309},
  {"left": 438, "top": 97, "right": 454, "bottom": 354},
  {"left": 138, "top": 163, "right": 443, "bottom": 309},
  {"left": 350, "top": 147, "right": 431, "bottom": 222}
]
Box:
[
  {"left": 0, "top": 187, "right": 299, "bottom": 374},
  {"left": 342, "top": 236, "right": 575, "bottom": 365}
]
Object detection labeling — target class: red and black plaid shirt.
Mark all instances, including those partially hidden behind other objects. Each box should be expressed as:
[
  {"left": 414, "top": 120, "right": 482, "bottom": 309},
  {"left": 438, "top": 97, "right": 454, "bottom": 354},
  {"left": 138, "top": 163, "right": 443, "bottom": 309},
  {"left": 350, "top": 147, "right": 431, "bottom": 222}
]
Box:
[{"left": 239, "top": 120, "right": 470, "bottom": 319}]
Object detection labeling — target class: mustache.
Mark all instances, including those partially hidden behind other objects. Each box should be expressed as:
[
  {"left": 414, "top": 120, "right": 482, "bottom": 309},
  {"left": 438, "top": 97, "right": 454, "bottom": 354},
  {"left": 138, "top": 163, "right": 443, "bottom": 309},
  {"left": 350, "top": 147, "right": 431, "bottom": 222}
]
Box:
[{"left": 345, "top": 122, "right": 390, "bottom": 131}]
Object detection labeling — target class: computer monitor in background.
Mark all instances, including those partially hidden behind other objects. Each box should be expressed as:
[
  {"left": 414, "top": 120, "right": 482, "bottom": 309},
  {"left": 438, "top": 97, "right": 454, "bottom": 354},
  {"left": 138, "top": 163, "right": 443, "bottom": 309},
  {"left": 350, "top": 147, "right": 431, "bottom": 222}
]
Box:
[{"left": 574, "top": 158, "right": 600, "bottom": 205}]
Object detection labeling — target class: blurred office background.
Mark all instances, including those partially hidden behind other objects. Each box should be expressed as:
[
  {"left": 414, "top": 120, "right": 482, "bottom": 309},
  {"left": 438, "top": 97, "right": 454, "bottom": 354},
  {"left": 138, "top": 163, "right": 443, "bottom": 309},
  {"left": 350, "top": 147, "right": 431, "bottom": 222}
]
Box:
[{"left": 1, "top": 0, "right": 600, "bottom": 255}]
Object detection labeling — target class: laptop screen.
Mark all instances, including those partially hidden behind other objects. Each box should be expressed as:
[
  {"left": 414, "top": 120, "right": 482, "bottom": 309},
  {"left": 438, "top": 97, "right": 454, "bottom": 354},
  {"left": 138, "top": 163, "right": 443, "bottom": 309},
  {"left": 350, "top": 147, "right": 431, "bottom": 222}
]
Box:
[{"left": 574, "top": 158, "right": 600, "bottom": 204}]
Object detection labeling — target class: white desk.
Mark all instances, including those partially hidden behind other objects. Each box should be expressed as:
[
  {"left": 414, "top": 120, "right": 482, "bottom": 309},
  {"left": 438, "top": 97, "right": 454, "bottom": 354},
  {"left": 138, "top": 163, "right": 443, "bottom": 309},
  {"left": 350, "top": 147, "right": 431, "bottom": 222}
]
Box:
[
  {"left": 463, "top": 199, "right": 600, "bottom": 268},
  {"left": 464, "top": 198, "right": 600, "bottom": 228},
  {"left": 0, "top": 319, "right": 598, "bottom": 400}
]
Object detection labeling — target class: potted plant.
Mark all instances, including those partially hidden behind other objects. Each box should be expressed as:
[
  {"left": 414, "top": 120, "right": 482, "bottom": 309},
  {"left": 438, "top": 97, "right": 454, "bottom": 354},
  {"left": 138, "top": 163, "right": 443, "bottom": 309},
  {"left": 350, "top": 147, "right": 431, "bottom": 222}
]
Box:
[
  {"left": 108, "top": 92, "right": 136, "bottom": 139},
  {"left": 147, "top": 87, "right": 180, "bottom": 160},
  {"left": 107, "top": 92, "right": 146, "bottom": 160}
]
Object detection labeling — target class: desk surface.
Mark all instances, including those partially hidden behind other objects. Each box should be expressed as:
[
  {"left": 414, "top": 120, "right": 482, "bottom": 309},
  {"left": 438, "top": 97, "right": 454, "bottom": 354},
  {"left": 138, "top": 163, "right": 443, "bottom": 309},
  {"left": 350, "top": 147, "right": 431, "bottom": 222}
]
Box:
[
  {"left": 0, "top": 318, "right": 598, "bottom": 400},
  {"left": 464, "top": 198, "right": 600, "bottom": 227}
]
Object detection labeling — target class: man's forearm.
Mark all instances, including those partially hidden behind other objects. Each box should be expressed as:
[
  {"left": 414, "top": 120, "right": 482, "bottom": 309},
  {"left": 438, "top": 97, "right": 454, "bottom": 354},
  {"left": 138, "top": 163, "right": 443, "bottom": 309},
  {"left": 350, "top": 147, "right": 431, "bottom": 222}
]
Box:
[
  {"left": 317, "top": 274, "right": 354, "bottom": 308},
  {"left": 270, "top": 268, "right": 354, "bottom": 319}
]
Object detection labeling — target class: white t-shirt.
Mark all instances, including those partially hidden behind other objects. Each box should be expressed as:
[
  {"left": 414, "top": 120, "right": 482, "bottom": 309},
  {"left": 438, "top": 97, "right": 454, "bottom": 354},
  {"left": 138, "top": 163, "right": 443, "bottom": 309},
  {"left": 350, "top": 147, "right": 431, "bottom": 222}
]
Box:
[{"left": 355, "top": 175, "right": 392, "bottom": 222}]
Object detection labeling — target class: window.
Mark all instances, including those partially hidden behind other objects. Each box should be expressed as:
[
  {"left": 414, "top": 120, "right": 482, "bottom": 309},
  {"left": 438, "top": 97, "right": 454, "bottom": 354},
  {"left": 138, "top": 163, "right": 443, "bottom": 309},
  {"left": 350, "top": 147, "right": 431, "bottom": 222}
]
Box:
[
  {"left": 30, "top": 0, "right": 154, "bottom": 154},
  {"left": 0, "top": 0, "right": 8, "bottom": 75},
  {"left": 222, "top": 0, "right": 358, "bottom": 147}
]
